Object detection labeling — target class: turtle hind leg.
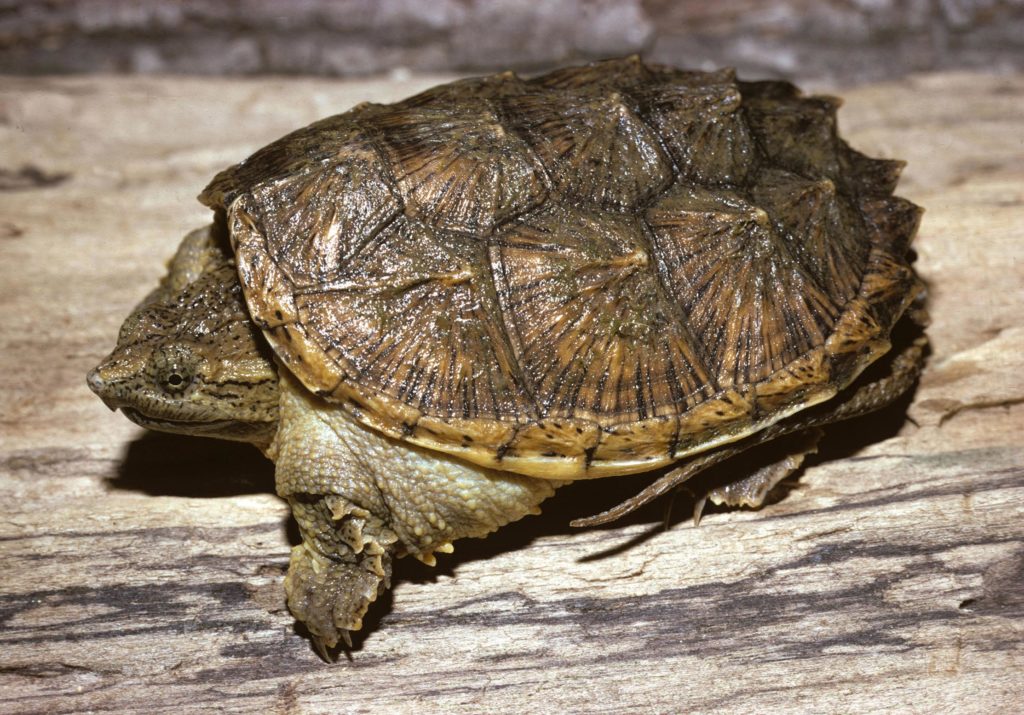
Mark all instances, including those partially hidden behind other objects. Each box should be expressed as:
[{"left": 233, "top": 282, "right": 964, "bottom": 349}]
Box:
[{"left": 692, "top": 428, "right": 823, "bottom": 525}]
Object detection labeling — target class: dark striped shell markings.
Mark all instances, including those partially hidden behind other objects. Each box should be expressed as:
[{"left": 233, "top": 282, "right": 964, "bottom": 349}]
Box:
[{"left": 199, "top": 56, "right": 923, "bottom": 480}]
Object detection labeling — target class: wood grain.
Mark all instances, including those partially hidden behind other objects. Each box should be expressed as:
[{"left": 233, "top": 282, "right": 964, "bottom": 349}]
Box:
[{"left": 1, "top": 72, "right": 1022, "bottom": 714}]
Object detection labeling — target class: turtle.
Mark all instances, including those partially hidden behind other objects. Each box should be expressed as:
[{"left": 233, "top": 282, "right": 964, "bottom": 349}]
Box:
[{"left": 87, "top": 56, "right": 926, "bottom": 654}]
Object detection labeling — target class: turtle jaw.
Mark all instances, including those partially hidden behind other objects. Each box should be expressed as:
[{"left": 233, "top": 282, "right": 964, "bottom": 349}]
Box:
[
  {"left": 119, "top": 406, "right": 275, "bottom": 442},
  {"left": 86, "top": 364, "right": 136, "bottom": 414}
]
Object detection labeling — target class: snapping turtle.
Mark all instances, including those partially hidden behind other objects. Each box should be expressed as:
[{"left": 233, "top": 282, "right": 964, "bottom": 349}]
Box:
[{"left": 87, "top": 57, "right": 925, "bottom": 653}]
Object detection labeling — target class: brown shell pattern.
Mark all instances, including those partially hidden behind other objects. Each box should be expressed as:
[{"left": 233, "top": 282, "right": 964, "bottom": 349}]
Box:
[{"left": 199, "top": 56, "right": 923, "bottom": 480}]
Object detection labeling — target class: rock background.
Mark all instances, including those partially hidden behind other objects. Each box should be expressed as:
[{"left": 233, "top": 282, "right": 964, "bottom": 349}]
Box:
[{"left": 2, "top": 0, "right": 1023, "bottom": 83}]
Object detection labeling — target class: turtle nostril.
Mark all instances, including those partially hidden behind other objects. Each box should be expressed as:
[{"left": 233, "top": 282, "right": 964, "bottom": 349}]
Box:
[
  {"left": 87, "top": 366, "right": 120, "bottom": 410},
  {"left": 86, "top": 367, "right": 105, "bottom": 395}
]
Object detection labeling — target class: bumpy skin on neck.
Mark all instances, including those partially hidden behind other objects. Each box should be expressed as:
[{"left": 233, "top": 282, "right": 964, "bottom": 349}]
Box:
[{"left": 87, "top": 224, "right": 280, "bottom": 445}]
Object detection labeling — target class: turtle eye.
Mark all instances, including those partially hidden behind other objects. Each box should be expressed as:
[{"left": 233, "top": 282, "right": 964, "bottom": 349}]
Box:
[
  {"left": 162, "top": 369, "right": 193, "bottom": 393},
  {"left": 150, "top": 345, "right": 199, "bottom": 395}
]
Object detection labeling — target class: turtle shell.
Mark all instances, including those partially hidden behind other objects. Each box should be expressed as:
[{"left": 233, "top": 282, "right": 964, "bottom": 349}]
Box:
[{"left": 199, "top": 56, "right": 922, "bottom": 480}]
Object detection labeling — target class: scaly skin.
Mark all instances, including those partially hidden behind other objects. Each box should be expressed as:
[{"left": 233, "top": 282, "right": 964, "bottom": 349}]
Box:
[{"left": 87, "top": 224, "right": 280, "bottom": 445}]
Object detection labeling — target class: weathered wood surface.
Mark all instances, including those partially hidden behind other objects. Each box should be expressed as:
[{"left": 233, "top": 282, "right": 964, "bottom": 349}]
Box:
[{"left": 0, "top": 72, "right": 1022, "bottom": 714}]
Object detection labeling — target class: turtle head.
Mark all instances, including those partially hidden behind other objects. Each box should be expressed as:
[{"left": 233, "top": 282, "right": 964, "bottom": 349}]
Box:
[{"left": 88, "top": 226, "right": 280, "bottom": 445}]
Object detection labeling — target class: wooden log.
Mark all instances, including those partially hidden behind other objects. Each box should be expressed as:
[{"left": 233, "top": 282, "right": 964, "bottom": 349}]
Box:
[
  {"left": 2, "top": 1, "right": 1023, "bottom": 84},
  {"left": 0, "top": 72, "right": 1021, "bottom": 713}
]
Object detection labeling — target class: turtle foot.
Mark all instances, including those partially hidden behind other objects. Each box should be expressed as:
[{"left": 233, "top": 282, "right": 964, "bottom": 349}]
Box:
[
  {"left": 284, "top": 541, "right": 392, "bottom": 651},
  {"left": 694, "top": 428, "right": 823, "bottom": 525}
]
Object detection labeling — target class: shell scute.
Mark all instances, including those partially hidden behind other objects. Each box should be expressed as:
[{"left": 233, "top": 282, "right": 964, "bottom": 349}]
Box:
[
  {"left": 402, "top": 70, "right": 529, "bottom": 106},
  {"left": 529, "top": 55, "right": 653, "bottom": 92},
  {"left": 645, "top": 184, "right": 843, "bottom": 387},
  {"left": 750, "top": 168, "right": 868, "bottom": 304},
  {"left": 632, "top": 68, "right": 758, "bottom": 185},
  {"left": 503, "top": 90, "right": 673, "bottom": 209},
  {"left": 491, "top": 204, "right": 714, "bottom": 422},
  {"left": 361, "top": 100, "right": 547, "bottom": 233},
  {"left": 745, "top": 94, "right": 844, "bottom": 182},
  {"left": 290, "top": 215, "right": 535, "bottom": 421}
]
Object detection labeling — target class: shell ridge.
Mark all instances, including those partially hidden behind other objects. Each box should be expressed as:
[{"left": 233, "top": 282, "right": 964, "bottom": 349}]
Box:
[
  {"left": 502, "top": 83, "right": 673, "bottom": 209},
  {"left": 646, "top": 183, "right": 847, "bottom": 388},
  {"left": 489, "top": 93, "right": 559, "bottom": 201},
  {"left": 362, "top": 95, "right": 548, "bottom": 233},
  {"left": 750, "top": 168, "right": 869, "bottom": 304}
]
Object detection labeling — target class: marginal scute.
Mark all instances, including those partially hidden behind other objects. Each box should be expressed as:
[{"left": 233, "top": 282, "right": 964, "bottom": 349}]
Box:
[
  {"left": 843, "top": 145, "right": 906, "bottom": 196},
  {"left": 826, "top": 298, "right": 885, "bottom": 356},
  {"left": 752, "top": 349, "right": 833, "bottom": 415},
  {"left": 673, "top": 390, "right": 754, "bottom": 455},
  {"left": 859, "top": 195, "right": 924, "bottom": 254},
  {"left": 408, "top": 414, "right": 520, "bottom": 466},
  {"left": 209, "top": 59, "right": 922, "bottom": 480},
  {"left": 590, "top": 416, "right": 679, "bottom": 469},
  {"left": 503, "top": 419, "right": 600, "bottom": 468},
  {"left": 858, "top": 245, "right": 921, "bottom": 329}
]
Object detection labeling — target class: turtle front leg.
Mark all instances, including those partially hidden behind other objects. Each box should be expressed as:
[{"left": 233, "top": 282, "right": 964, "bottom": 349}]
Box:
[
  {"left": 272, "top": 371, "right": 562, "bottom": 652},
  {"left": 284, "top": 494, "right": 395, "bottom": 652}
]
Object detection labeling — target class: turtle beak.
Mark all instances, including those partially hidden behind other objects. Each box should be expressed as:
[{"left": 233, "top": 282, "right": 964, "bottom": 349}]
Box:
[{"left": 86, "top": 363, "right": 121, "bottom": 411}]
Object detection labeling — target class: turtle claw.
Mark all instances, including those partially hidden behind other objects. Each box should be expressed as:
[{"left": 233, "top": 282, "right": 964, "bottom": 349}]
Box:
[
  {"left": 692, "top": 495, "right": 708, "bottom": 527},
  {"left": 312, "top": 635, "right": 335, "bottom": 663},
  {"left": 312, "top": 629, "right": 354, "bottom": 663}
]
